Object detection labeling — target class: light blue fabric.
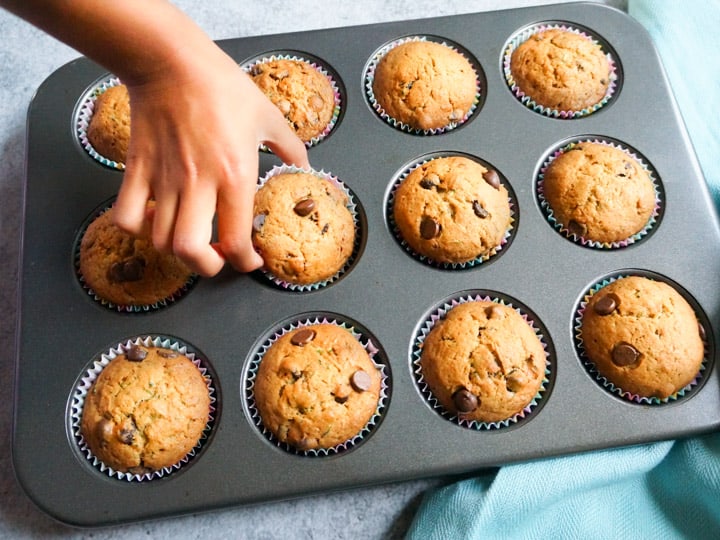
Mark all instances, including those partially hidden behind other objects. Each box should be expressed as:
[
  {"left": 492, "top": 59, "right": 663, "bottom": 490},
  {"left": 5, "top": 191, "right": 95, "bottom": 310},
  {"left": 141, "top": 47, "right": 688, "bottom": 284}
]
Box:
[{"left": 407, "top": 1, "right": 720, "bottom": 538}]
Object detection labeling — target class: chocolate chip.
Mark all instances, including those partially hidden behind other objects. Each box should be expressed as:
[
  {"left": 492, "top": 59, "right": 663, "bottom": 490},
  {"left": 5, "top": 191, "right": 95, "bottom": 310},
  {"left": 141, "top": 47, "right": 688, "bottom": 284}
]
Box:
[
  {"left": 612, "top": 341, "right": 641, "bottom": 367},
  {"left": 252, "top": 214, "right": 266, "bottom": 233},
  {"left": 699, "top": 323, "right": 707, "bottom": 341},
  {"left": 594, "top": 293, "right": 620, "bottom": 316},
  {"left": 452, "top": 388, "right": 479, "bottom": 413},
  {"left": 567, "top": 220, "right": 587, "bottom": 237},
  {"left": 506, "top": 372, "right": 524, "bottom": 393},
  {"left": 333, "top": 384, "right": 351, "bottom": 403},
  {"left": 420, "top": 216, "right": 441, "bottom": 239},
  {"left": 350, "top": 370, "right": 372, "bottom": 392},
  {"left": 157, "top": 350, "right": 178, "bottom": 359},
  {"left": 482, "top": 169, "right": 500, "bottom": 190},
  {"left": 97, "top": 418, "right": 114, "bottom": 441},
  {"left": 118, "top": 428, "right": 135, "bottom": 445},
  {"left": 293, "top": 198, "right": 315, "bottom": 217},
  {"left": 108, "top": 257, "right": 145, "bottom": 282},
  {"left": 290, "top": 328, "right": 316, "bottom": 346},
  {"left": 419, "top": 178, "right": 435, "bottom": 190},
  {"left": 126, "top": 345, "right": 148, "bottom": 362},
  {"left": 321, "top": 223, "right": 329, "bottom": 235},
  {"left": 484, "top": 305, "right": 503, "bottom": 319},
  {"left": 309, "top": 94, "right": 324, "bottom": 111},
  {"left": 472, "top": 200, "right": 489, "bottom": 218}
]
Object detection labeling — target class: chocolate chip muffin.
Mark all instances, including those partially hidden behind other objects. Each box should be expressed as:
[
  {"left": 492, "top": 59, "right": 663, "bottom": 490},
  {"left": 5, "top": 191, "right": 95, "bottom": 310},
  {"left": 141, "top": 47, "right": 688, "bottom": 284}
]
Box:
[
  {"left": 78, "top": 203, "right": 194, "bottom": 308},
  {"left": 420, "top": 300, "right": 546, "bottom": 424},
  {"left": 392, "top": 156, "right": 511, "bottom": 264},
  {"left": 253, "top": 323, "right": 382, "bottom": 451},
  {"left": 80, "top": 342, "right": 211, "bottom": 474},
  {"left": 252, "top": 171, "right": 355, "bottom": 286},
  {"left": 580, "top": 275, "right": 705, "bottom": 400},
  {"left": 371, "top": 40, "right": 477, "bottom": 131},
  {"left": 86, "top": 84, "right": 131, "bottom": 164},
  {"left": 542, "top": 142, "right": 656, "bottom": 244},
  {"left": 249, "top": 58, "right": 337, "bottom": 143},
  {"left": 509, "top": 28, "right": 612, "bottom": 112}
]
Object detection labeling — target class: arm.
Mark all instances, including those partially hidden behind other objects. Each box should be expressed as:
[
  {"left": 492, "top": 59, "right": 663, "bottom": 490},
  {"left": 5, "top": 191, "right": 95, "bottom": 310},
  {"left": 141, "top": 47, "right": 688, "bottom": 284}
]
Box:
[{"left": 1, "top": 0, "right": 310, "bottom": 276}]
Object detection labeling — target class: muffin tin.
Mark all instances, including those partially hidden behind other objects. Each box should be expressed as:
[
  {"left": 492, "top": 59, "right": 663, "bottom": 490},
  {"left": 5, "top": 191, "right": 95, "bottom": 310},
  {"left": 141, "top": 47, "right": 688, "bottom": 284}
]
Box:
[{"left": 13, "top": 2, "right": 720, "bottom": 527}]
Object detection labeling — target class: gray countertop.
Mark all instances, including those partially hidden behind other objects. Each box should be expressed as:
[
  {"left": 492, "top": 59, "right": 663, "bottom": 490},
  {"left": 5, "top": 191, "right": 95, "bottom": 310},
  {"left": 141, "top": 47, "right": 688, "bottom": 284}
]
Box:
[{"left": 0, "top": 1, "right": 624, "bottom": 538}]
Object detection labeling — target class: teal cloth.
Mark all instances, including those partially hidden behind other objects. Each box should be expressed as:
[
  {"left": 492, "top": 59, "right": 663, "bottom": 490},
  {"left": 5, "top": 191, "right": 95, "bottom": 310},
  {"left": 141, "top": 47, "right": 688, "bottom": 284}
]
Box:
[{"left": 406, "top": 1, "right": 720, "bottom": 538}]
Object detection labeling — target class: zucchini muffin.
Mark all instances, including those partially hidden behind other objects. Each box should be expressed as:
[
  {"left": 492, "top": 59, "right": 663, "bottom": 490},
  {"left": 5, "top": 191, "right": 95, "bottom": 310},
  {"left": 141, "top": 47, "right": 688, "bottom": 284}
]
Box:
[
  {"left": 252, "top": 170, "right": 355, "bottom": 286},
  {"left": 509, "top": 28, "right": 612, "bottom": 112},
  {"left": 393, "top": 155, "right": 511, "bottom": 264},
  {"left": 253, "top": 323, "right": 382, "bottom": 451},
  {"left": 249, "top": 58, "right": 337, "bottom": 144},
  {"left": 80, "top": 343, "right": 211, "bottom": 474},
  {"left": 86, "top": 83, "right": 131, "bottom": 164},
  {"left": 420, "top": 300, "right": 546, "bottom": 424},
  {"left": 78, "top": 203, "right": 194, "bottom": 308},
  {"left": 580, "top": 275, "right": 705, "bottom": 400},
  {"left": 541, "top": 142, "right": 656, "bottom": 244},
  {"left": 371, "top": 39, "right": 477, "bottom": 131}
]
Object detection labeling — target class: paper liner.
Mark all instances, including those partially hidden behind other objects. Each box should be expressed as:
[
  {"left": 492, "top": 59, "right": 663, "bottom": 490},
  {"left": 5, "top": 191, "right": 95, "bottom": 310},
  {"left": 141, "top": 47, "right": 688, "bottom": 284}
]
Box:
[
  {"left": 245, "top": 316, "right": 389, "bottom": 457},
  {"left": 70, "top": 335, "right": 217, "bottom": 481},
  {"left": 503, "top": 24, "right": 618, "bottom": 119},
  {"left": 73, "top": 203, "right": 198, "bottom": 313},
  {"left": 574, "top": 274, "right": 708, "bottom": 405},
  {"left": 75, "top": 75, "right": 126, "bottom": 170},
  {"left": 412, "top": 294, "right": 551, "bottom": 430},
  {"left": 365, "top": 35, "right": 482, "bottom": 135},
  {"left": 243, "top": 53, "right": 342, "bottom": 149},
  {"left": 254, "top": 164, "right": 360, "bottom": 291},
  {"left": 387, "top": 155, "right": 515, "bottom": 268},
  {"left": 536, "top": 138, "right": 662, "bottom": 249}
]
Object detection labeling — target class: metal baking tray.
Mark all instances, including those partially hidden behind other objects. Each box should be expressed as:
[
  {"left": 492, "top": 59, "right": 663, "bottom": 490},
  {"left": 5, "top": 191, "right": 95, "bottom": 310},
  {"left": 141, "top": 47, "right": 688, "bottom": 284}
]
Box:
[{"left": 13, "top": 1, "right": 720, "bottom": 527}]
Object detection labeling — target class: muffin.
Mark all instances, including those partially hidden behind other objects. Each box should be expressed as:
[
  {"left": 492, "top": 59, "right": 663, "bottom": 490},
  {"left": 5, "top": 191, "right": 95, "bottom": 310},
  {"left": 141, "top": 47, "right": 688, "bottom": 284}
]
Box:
[
  {"left": 371, "top": 39, "right": 477, "bottom": 131},
  {"left": 80, "top": 341, "right": 212, "bottom": 474},
  {"left": 78, "top": 203, "right": 194, "bottom": 308},
  {"left": 509, "top": 27, "right": 612, "bottom": 113},
  {"left": 253, "top": 323, "right": 382, "bottom": 451},
  {"left": 580, "top": 275, "right": 705, "bottom": 400},
  {"left": 392, "top": 155, "right": 511, "bottom": 265},
  {"left": 541, "top": 142, "right": 657, "bottom": 244},
  {"left": 249, "top": 57, "right": 337, "bottom": 144},
  {"left": 86, "top": 83, "right": 131, "bottom": 164},
  {"left": 420, "top": 300, "right": 546, "bottom": 424},
  {"left": 252, "top": 169, "right": 356, "bottom": 286}
]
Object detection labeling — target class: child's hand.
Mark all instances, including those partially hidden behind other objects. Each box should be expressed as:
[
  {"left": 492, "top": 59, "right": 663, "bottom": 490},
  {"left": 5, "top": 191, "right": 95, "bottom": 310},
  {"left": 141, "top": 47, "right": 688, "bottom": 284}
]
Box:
[{"left": 112, "top": 47, "right": 310, "bottom": 277}]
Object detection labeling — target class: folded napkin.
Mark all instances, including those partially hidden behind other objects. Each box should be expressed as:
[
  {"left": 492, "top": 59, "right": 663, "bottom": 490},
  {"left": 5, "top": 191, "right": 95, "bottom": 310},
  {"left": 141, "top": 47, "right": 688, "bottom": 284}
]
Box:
[{"left": 407, "top": 1, "right": 720, "bottom": 538}]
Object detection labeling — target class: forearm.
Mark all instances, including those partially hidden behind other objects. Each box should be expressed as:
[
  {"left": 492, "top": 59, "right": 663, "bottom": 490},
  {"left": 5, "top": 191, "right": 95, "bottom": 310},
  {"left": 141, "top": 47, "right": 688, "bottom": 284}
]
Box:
[{"left": 0, "top": 0, "right": 218, "bottom": 85}]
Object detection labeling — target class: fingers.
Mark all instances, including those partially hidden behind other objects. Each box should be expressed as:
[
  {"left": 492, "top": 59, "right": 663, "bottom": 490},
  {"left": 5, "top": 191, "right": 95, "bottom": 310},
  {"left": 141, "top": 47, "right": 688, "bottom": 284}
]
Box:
[
  {"left": 171, "top": 184, "right": 227, "bottom": 277},
  {"left": 113, "top": 159, "right": 153, "bottom": 236},
  {"left": 261, "top": 106, "right": 310, "bottom": 170},
  {"left": 215, "top": 159, "right": 264, "bottom": 273}
]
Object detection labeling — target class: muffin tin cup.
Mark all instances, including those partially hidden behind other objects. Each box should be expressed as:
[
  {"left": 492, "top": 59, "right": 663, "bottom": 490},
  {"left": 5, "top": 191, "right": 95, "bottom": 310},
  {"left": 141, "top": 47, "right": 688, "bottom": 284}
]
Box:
[
  {"left": 364, "top": 35, "right": 483, "bottom": 135},
  {"left": 387, "top": 152, "right": 516, "bottom": 268},
  {"left": 536, "top": 137, "right": 663, "bottom": 249},
  {"left": 574, "top": 272, "right": 711, "bottom": 405},
  {"left": 253, "top": 164, "right": 362, "bottom": 292},
  {"left": 242, "top": 52, "right": 343, "bottom": 149},
  {"left": 244, "top": 314, "right": 389, "bottom": 457},
  {"left": 73, "top": 199, "right": 199, "bottom": 313},
  {"left": 69, "top": 335, "right": 217, "bottom": 482},
  {"left": 412, "top": 292, "right": 553, "bottom": 430},
  {"left": 74, "top": 75, "right": 126, "bottom": 170},
  {"left": 503, "top": 22, "right": 619, "bottom": 119}
]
